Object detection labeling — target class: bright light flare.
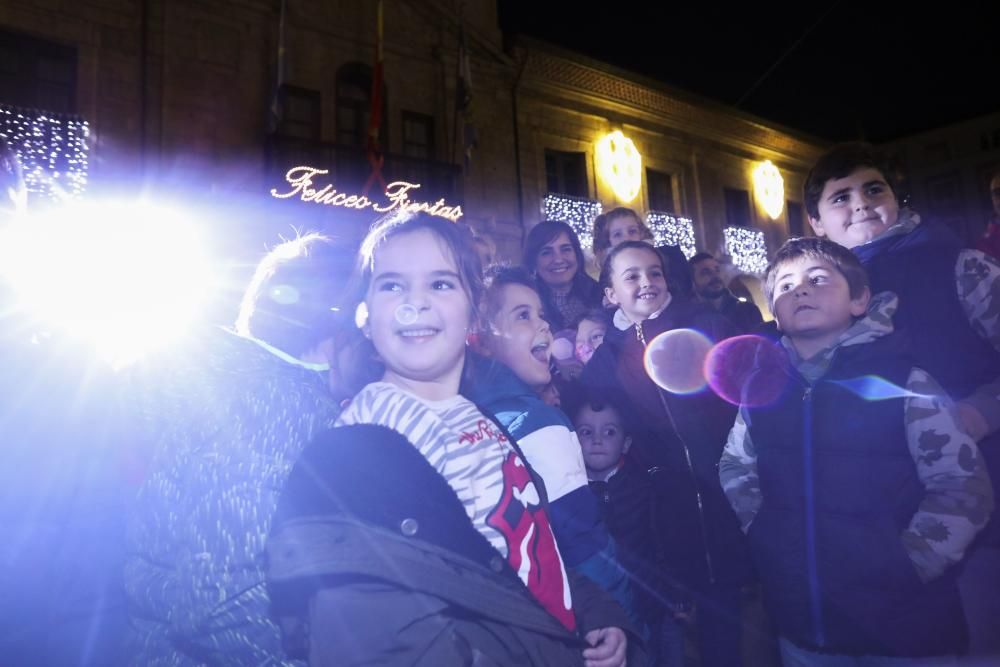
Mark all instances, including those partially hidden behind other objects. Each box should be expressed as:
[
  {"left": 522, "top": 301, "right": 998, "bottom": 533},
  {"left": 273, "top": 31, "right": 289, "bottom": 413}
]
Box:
[
  {"left": 0, "top": 201, "right": 217, "bottom": 366},
  {"left": 704, "top": 334, "right": 790, "bottom": 407},
  {"left": 643, "top": 328, "right": 713, "bottom": 394},
  {"left": 830, "top": 375, "right": 934, "bottom": 402}
]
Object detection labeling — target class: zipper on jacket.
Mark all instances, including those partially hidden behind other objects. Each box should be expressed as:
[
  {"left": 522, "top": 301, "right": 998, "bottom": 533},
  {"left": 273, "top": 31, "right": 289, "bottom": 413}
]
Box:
[
  {"left": 640, "top": 322, "right": 716, "bottom": 584},
  {"left": 802, "top": 385, "right": 825, "bottom": 648}
]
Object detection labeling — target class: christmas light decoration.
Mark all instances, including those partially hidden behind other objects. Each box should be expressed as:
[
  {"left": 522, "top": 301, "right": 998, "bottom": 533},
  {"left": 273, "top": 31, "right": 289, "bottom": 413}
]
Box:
[
  {"left": 271, "top": 166, "right": 464, "bottom": 221},
  {"left": 541, "top": 193, "right": 602, "bottom": 249},
  {"left": 752, "top": 160, "right": 784, "bottom": 220},
  {"left": 0, "top": 104, "right": 89, "bottom": 202},
  {"left": 724, "top": 226, "right": 769, "bottom": 274},
  {"left": 595, "top": 130, "right": 642, "bottom": 203},
  {"left": 646, "top": 211, "right": 697, "bottom": 258}
]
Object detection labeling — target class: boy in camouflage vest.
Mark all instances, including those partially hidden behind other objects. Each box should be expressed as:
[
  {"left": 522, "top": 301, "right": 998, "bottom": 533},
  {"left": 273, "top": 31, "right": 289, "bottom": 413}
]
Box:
[{"left": 720, "top": 237, "right": 993, "bottom": 665}]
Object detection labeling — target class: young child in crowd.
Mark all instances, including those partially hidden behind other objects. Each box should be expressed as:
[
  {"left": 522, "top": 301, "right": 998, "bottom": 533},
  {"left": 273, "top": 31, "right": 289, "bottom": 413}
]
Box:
[
  {"left": 332, "top": 212, "right": 630, "bottom": 665},
  {"left": 592, "top": 207, "right": 654, "bottom": 268},
  {"left": 575, "top": 308, "right": 608, "bottom": 364},
  {"left": 720, "top": 236, "right": 993, "bottom": 664},
  {"left": 804, "top": 143, "right": 1000, "bottom": 656},
  {"left": 592, "top": 208, "right": 693, "bottom": 301},
  {"left": 573, "top": 394, "right": 686, "bottom": 667},
  {"left": 466, "top": 264, "right": 637, "bottom": 629},
  {"left": 582, "top": 240, "right": 750, "bottom": 667}
]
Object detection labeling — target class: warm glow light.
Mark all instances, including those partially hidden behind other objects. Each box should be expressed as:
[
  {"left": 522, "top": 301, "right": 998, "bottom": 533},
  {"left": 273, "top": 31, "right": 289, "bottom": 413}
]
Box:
[
  {"left": 753, "top": 160, "right": 784, "bottom": 220},
  {"left": 595, "top": 130, "right": 642, "bottom": 203}
]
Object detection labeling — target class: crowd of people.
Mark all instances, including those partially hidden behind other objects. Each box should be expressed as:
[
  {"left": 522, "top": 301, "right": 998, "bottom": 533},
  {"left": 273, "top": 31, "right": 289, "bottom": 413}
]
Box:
[{"left": 3, "top": 140, "right": 1000, "bottom": 666}]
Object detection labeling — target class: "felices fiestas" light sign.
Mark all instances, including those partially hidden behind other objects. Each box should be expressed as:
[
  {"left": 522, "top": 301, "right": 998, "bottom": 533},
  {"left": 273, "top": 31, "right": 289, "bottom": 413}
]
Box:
[{"left": 270, "top": 166, "right": 464, "bottom": 221}]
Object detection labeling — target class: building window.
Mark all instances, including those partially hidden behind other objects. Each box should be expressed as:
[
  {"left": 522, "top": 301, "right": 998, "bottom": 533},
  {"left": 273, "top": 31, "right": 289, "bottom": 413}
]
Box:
[
  {"left": 335, "top": 63, "right": 385, "bottom": 149},
  {"left": 787, "top": 200, "right": 805, "bottom": 237},
  {"left": 0, "top": 29, "right": 77, "bottom": 112},
  {"left": 646, "top": 168, "right": 675, "bottom": 213},
  {"left": 277, "top": 85, "right": 320, "bottom": 140},
  {"left": 545, "top": 149, "right": 587, "bottom": 197},
  {"left": 724, "top": 187, "right": 752, "bottom": 227},
  {"left": 402, "top": 111, "right": 434, "bottom": 160}
]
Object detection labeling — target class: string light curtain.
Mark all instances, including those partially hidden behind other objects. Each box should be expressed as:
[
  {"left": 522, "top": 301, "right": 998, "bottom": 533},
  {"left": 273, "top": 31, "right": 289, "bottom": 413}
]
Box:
[
  {"left": 541, "top": 193, "right": 602, "bottom": 249},
  {"left": 645, "top": 211, "right": 696, "bottom": 259},
  {"left": 723, "top": 226, "right": 768, "bottom": 274},
  {"left": 0, "top": 104, "right": 89, "bottom": 202}
]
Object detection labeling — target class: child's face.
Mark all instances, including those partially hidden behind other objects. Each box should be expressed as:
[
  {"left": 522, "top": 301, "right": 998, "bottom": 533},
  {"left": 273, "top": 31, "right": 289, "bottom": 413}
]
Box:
[
  {"left": 534, "top": 232, "right": 578, "bottom": 289},
  {"left": 809, "top": 167, "right": 900, "bottom": 249},
  {"left": 575, "top": 317, "right": 606, "bottom": 363},
  {"left": 486, "top": 283, "right": 553, "bottom": 389},
  {"left": 605, "top": 246, "right": 668, "bottom": 323},
  {"left": 575, "top": 405, "right": 631, "bottom": 477},
  {"left": 771, "top": 255, "right": 869, "bottom": 351},
  {"left": 607, "top": 215, "right": 646, "bottom": 247},
  {"left": 365, "top": 228, "right": 473, "bottom": 398}
]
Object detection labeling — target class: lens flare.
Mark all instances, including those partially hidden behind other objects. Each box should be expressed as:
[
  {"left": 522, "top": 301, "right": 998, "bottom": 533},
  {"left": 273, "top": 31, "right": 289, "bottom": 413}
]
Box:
[
  {"left": 354, "top": 302, "right": 369, "bottom": 329},
  {"left": 394, "top": 303, "right": 418, "bottom": 325},
  {"left": 551, "top": 337, "right": 574, "bottom": 361},
  {"left": 0, "top": 200, "right": 216, "bottom": 366},
  {"left": 704, "top": 335, "right": 790, "bottom": 407},
  {"left": 269, "top": 284, "right": 300, "bottom": 305},
  {"left": 643, "top": 328, "right": 712, "bottom": 394},
  {"left": 830, "top": 375, "right": 933, "bottom": 401}
]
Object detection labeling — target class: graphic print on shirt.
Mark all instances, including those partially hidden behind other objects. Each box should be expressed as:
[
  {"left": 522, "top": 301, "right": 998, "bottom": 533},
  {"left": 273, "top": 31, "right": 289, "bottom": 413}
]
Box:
[
  {"left": 486, "top": 451, "right": 576, "bottom": 630},
  {"left": 339, "top": 384, "right": 576, "bottom": 629},
  {"left": 458, "top": 418, "right": 509, "bottom": 446}
]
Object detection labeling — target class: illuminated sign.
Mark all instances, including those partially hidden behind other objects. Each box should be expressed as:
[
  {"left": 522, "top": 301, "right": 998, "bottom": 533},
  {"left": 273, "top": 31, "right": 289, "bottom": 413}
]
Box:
[
  {"left": 752, "top": 160, "right": 784, "bottom": 220},
  {"left": 595, "top": 130, "right": 642, "bottom": 203},
  {"left": 271, "top": 166, "right": 464, "bottom": 221}
]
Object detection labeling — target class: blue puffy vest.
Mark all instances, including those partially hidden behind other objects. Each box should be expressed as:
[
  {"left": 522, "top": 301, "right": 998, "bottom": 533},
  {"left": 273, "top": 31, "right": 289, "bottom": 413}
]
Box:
[{"left": 745, "top": 336, "right": 966, "bottom": 657}]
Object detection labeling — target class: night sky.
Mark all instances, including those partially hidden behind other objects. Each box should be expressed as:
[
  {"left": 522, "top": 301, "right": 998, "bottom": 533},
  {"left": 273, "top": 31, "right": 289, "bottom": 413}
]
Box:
[{"left": 498, "top": 2, "right": 999, "bottom": 143}]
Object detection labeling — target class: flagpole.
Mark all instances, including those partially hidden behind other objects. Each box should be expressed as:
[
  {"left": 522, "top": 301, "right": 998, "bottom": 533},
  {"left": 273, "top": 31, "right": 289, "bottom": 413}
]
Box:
[
  {"left": 267, "top": 0, "right": 287, "bottom": 135},
  {"left": 451, "top": 1, "right": 463, "bottom": 167},
  {"left": 454, "top": 0, "right": 476, "bottom": 173},
  {"left": 362, "top": 0, "right": 386, "bottom": 195}
]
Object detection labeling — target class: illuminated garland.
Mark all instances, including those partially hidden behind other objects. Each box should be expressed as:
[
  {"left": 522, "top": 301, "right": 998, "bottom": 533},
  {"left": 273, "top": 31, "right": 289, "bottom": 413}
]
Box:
[
  {"left": 646, "top": 211, "right": 696, "bottom": 258},
  {"left": 0, "top": 104, "right": 89, "bottom": 201},
  {"left": 541, "top": 193, "right": 602, "bottom": 249},
  {"left": 723, "top": 226, "right": 769, "bottom": 274}
]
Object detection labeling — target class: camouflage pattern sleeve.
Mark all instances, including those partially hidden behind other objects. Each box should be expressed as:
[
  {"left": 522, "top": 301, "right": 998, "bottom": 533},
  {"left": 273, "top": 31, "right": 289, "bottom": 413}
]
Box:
[
  {"left": 901, "top": 367, "right": 995, "bottom": 582},
  {"left": 956, "top": 249, "right": 1000, "bottom": 435},
  {"left": 719, "top": 410, "right": 761, "bottom": 534}
]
